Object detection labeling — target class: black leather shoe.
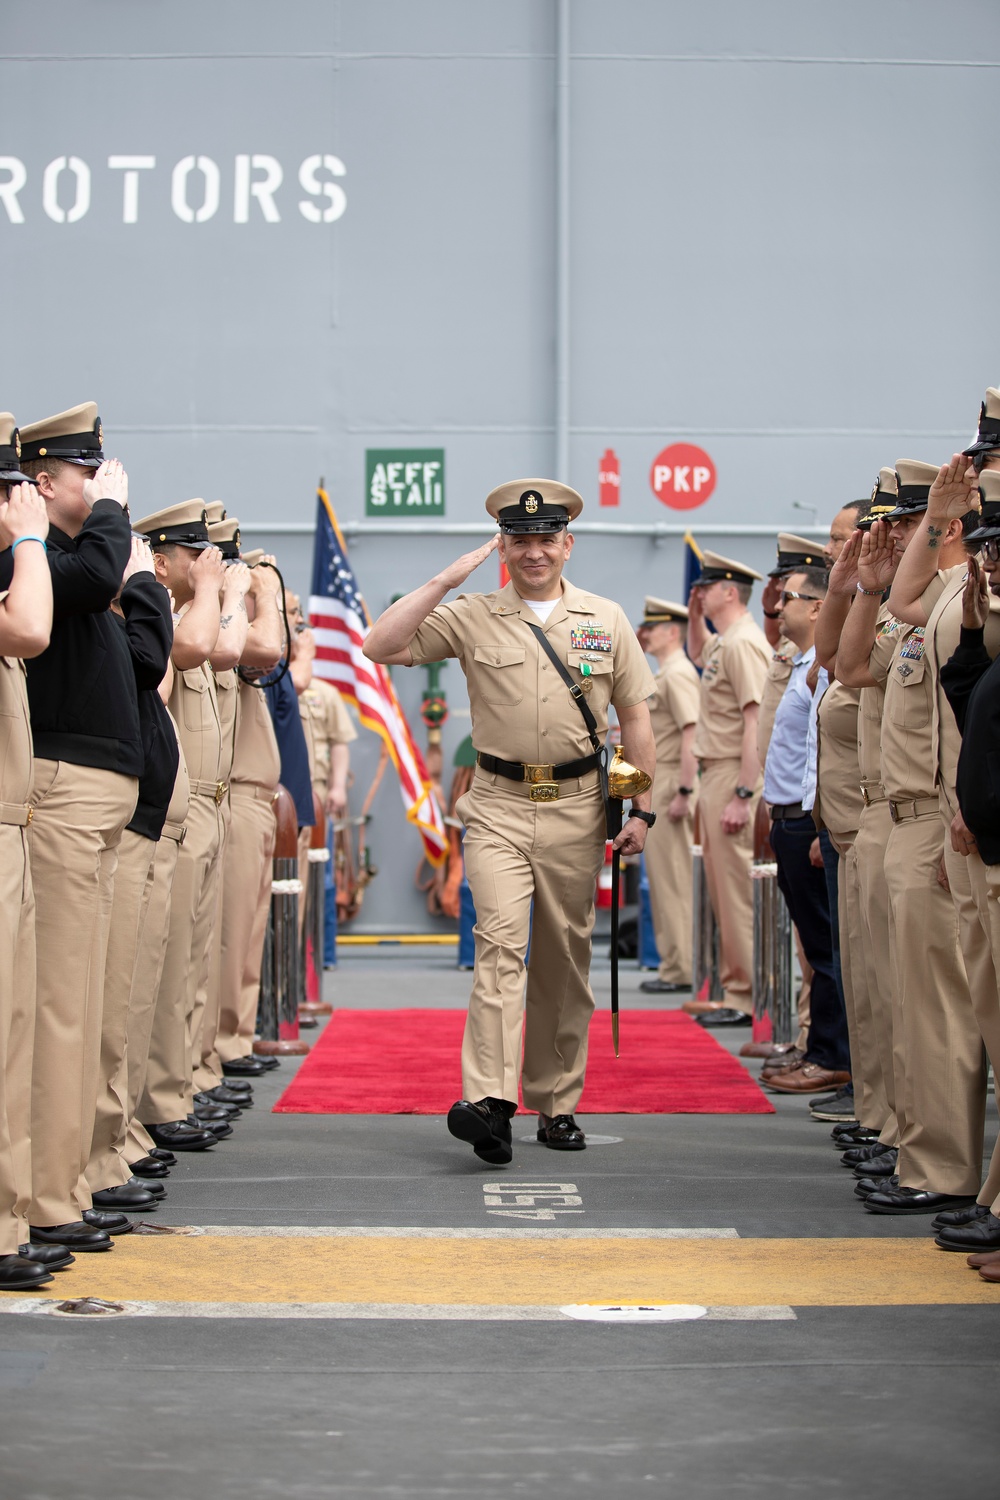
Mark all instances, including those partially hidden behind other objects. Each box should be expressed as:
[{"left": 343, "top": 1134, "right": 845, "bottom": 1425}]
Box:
[
  {"left": 91, "top": 1184, "right": 157, "bottom": 1211},
  {"left": 842, "top": 1141, "right": 895, "bottom": 1167},
  {"left": 0, "top": 1254, "right": 53, "bottom": 1290},
  {"left": 537, "top": 1113, "right": 586, "bottom": 1149},
  {"left": 149, "top": 1147, "right": 177, "bottom": 1165},
  {"left": 253, "top": 1055, "right": 280, "bottom": 1070},
  {"left": 855, "top": 1174, "right": 898, "bottom": 1199},
  {"left": 934, "top": 1212, "right": 1000, "bottom": 1250},
  {"left": 696, "top": 1008, "right": 751, "bottom": 1027},
  {"left": 447, "top": 1097, "right": 515, "bottom": 1164},
  {"left": 30, "top": 1222, "right": 114, "bottom": 1251},
  {"left": 222, "top": 1057, "right": 268, "bottom": 1077},
  {"left": 187, "top": 1113, "right": 232, "bottom": 1139},
  {"left": 129, "top": 1155, "right": 170, "bottom": 1179},
  {"left": 832, "top": 1125, "right": 880, "bottom": 1147},
  {"left": 865, "top": 1187, "right": 980, "bottom": 1216},
  {"left": 931, "top": 1202, "right": 991, "bottom": 1232},
  {"left": 146, "top": 1121, "right": 216, "bottom": 1152},
  {"left": 18, "top": 1242, "right": 74, "bottom": 1270},
  {"left": 128, "top": 1176, "right": 165, "bottom": 1199},
  {"left": 853, "top": 1150, "right": 897, "bottom": 1179},
  {"left": 82, "top": 1210, "right": 134, "bottom": 1234},
  {"left": 639, "top": 979, "right": 689, "bottom": 994},
  {"left": 193, "top": 1101, "right": 241, "bottom": 1121},
  {"left": 197, "top": 1085, "right": 253, "bottom": 1108}
]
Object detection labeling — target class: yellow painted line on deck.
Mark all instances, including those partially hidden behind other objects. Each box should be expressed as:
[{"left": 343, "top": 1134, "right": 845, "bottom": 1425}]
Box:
[{"left": 1, "top": 1235, "right": 996, "bottom": 1309}]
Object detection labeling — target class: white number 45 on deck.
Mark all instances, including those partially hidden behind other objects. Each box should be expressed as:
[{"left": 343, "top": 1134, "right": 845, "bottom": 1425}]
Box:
[{"left": 482, "top": 1182, "right": 583, "bottom": 1220}]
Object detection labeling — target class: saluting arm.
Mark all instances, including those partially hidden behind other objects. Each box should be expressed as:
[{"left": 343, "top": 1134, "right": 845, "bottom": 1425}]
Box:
[
  {"left": 815, "top": 531, "right": 860, "bottom": 673},
  {"left": 364, "top": 536, "right": 500, "bottom": 666},
  {"left": 240, "top": 558, "right": 283, "bottom": 671},
  {"left": 0, "top": 483, "right": 52, "bottom": 658},
  {"left": 889, "top": 455, "right": 979, "bottom": 626},
  {"left": 210, "top": 563, "right": 252, "bottom": 670},
  {"left": 835, "top": 522, "right": 896, "bottom": 688},
  {"left": 172, "top": 547, "right": 226, "bottom": 670}
]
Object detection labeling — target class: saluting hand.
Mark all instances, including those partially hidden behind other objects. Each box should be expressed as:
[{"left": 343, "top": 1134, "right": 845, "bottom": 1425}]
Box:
[
  {"left": 827, "top": 530, "right": 862, "bottom": 597},
  {"left": 435, "top": 534, "right": 501, "bottom": 591},
  {"left": 962, "top": 555, "right": 990, "bottom": 631},
  {"left": 0, "top": 481, "right": 49, "bottom": 551},
  {"left": 223, "top": 561, "right": 253, "bottom": 598},
  {"left": 121, "top": 536, "right": 155, "bottom": 585},
  {"left": 188, "top": 544, "right": 226, "bottom": 593},
  {"left": 857, "top": 520, "right": 898, "bottom": 594},
  {"left": 687, "top": 585, "right": 704, "bottom": 621},
  {"left": 83, "top": 458, "right": 128, "bottom": 511},
  {"left": 928, "top": 453, "right": 980, "bottom": 523}
]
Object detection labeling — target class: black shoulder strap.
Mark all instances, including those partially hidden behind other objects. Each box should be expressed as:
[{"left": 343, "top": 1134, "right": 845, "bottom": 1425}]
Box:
[{"left": 525, "top": 621, "right": 601, "bottom": 754}]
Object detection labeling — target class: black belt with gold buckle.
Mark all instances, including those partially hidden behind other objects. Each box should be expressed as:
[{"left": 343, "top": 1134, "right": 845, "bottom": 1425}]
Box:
[{"left": 477, "top": 750, "right": 601, "bottom": 802}]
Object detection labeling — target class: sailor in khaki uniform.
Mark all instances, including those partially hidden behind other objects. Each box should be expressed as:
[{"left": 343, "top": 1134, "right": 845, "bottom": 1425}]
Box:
[
  {"left": 837, "top": 462, "right": 984, "bottom": 1215},
  {"left": 0, "top": 432, "right": 58, "bottom": 1289},
  {"left": 364, "top": 481, "right": 655, "bottom": 1163},
  {"left": 634, "top": 598, "right": 700, "bottom": 993},
  {"left": 687, "top": 550, "right": 770, "bottom": 1024}
]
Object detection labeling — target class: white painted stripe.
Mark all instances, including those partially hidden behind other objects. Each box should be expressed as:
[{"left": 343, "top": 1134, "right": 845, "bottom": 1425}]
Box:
[
  {"left": 184, "top": 1225, "right": 741, "bottom": 1240},
  {"left": 0, "top": 1299, "right": 795, "bottom": 1322}
]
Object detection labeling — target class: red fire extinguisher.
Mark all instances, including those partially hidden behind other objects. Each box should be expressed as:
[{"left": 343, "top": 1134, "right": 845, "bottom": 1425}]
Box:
[
  {"left": 599, "top": 448, "right": 620, "bottom": 508},
  {"left": 596, "top": 840, "right": 623, "bottom": 909}
]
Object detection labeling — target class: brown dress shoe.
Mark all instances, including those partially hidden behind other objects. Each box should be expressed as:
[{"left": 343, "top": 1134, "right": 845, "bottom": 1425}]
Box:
[
  {"left": 760, "top": 1046, "right": 806, "bottom": 1078},
  {"left": 978, "top": 1260, "right": 1000, "bottom": 1282},
  {"left": 763, "top": 1063, "right": 851, "bottom": 1095},
  {"left": 968, "top": 1249, "right": 1000, "bottom": 1269}
]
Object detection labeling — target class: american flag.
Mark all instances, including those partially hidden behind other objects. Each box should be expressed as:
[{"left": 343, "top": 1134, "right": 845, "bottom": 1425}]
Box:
[{"left": 308, "top": 487, "right": 447, "bottom": 867}]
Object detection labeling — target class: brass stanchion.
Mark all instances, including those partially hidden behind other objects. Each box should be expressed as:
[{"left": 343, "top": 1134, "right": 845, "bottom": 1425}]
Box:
[
  {"left": 255, "top": 784, "right": 310, "bottom": 1057},
  {"left": 300, "top": 790, "right": 331, "bottom": 1018},
  {"left": 690, "top": 804, "right": 723, "bottom": 1005},
  {"left": 743, "top": 799, "right": 794, "bottom": 1057}
]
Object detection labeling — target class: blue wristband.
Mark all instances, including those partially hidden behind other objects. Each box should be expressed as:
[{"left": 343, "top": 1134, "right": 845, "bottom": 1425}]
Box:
[{"left": 11, "top": 534, "right": 47, "bottom": 553}]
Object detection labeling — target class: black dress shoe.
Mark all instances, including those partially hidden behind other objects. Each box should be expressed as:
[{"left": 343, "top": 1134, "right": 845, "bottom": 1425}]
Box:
[
  {"left": 537, "top": 1113, "right": 586, "bottom": 1150},
  {"left": 30, "top": 1222, "right": 114, "bottom": 1251},
  {"left": 128, "top": 1176, "right": 165, "bottom": 1199},
  {"left": 931, "top": 1202, "right": 991, "bottom": 1232},
  {"left": 82, "top": 1209, "right": 134, "bottom": 1234},
  {"left": 447, "top": 1097, "right": 515, "bottom": 1164},
  {"left": 222, "top": 1057, "right": 267, "bottom": 1077},
  {"left": 193, "top": 1101, "right": 241, "bottom": 1121},
  {"left": 187, "top": 1114, "right": 232, "bottom": 1140},
  {"left": 855, "top": 1174, "right": 898, "bottom": 1199},
  {"left": 696, "top": 1008, "right": 751, "bottom": 1027},
  {"left": 832, "top": 1125, "right": 880, "bottom": 1147},
  {"left": 149, "top": 1147, "right": 177, "bottom": 1165},
  {"left": 91, "top": 1184, "right": 158, "bottom": 1211},
  {"left": 934, "top": 1212, "right": 1000, "bottom": 1250},
  {"left": 638, "top": 978, "right": 690, "bottom": 994},
  {"left": 0, "top": 1254, "right": 53, "bottom": 1290},
  {"left": 865, "top": 1187, "right": 980, "bottom": 1216},
  {"left": 18, "top": 1242, "right": 74, "bottom": 1270},
  {"left": 841, "top": 1141, "right": 895, "bottom": 1167},
  {"left": 129, "top": 1155, "right": 170, "bottom": 1179},
  {"left": 853, "top": 1150, "right": 897, "bottom": 1179},
  {"left": 197, "top": 1085, "right": 253, "bottom": 1108},
  {"left": 253, "top": 1055, "right": 280, "bottom": 1070},
  {"left": 146, "top": 1121, "right": 216, "bottom": 1152}
]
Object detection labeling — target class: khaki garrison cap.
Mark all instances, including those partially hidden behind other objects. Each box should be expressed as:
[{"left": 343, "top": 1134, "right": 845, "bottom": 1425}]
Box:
[
  {"left": 637, "top": 596, "right": 689, "bottom": 627},
  {"left": 207, "top": 515, "right": 242, "bottom": 560},
  {"left": 882, "top": 460, "right": 939, "bottom": 521},
  {"left": 0, "top": 414, "right": 35, "bottom": 485},
  {"left": 964, "top": 387, "right": 1000, "bottom": 458},
  {"left": 693, "top": 549, "right": 763, "bottom": 587},
  {"left": 241, "top": 548, "right": 265, "bottom": 567},
  {"left": 768, "top": 532, "right": 825, "bottom": 578},
  {"left": 134, "top": 499, "right": 211, "bottom": 550},
  {"left": 20, "top": 402, "right": 104, "bottom": 467},
  {"left": 858, "top": 468, "right": 898, "bottom": 530},
  {"left": 968, "top": 469, "right": 1000, "bottom": 541},
  {"left": 486, "top": 478, "right": 583, "bottom": 534}
]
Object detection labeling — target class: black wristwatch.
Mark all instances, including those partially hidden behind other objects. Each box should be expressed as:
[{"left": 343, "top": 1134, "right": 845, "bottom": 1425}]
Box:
[
  {"left": 735, "top": 785, "right": 754, "bottom": 800},
  {"left": 629, "top": 808, "right": 657, "bottom": 827},
  {"left": 677, "top": 785, "right": 694, "bottom": 797}
]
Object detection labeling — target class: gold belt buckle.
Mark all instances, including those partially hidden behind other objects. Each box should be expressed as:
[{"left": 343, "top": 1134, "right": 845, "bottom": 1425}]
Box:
[
  {"left": 860, "top": 785, "right": 872, "bottom": 807},
  {"left": 215, "top": 782, "right": 227, "bottom": 805},
  {"left": 25, "top": 805, "right": 33, "bottom": 824},
  {"left": 524, "top": 764, "right": 559, "bottom": 802}
]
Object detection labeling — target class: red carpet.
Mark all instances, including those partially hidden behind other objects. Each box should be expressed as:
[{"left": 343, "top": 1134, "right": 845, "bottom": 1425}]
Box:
[{"left": 273, "top": 1009, "right": 774, "bottom": 1115}]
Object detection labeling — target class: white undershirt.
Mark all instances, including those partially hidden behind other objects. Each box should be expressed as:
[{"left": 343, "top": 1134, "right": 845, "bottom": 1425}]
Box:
[{"left": 522, "top": 598, "right": 559, "bottom": 623}]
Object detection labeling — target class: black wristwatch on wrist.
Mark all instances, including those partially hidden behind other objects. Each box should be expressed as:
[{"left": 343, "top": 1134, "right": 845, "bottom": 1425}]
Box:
[
  {"left": 735, "top": 785, "right": 754, "bottom": 800},
  {"left": 677, "top": 785, "right": 694, "bottom": 797},
  {"left": 629, "top": 808, "right": 656, "bottom": 827}
]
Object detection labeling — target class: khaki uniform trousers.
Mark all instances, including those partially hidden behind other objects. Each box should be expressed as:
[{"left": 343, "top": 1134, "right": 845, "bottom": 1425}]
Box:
[
  {"left": 28, "top": 759, "right": 138, "bottom": 1225},
  {"left": 829, "top": 828, "right": 888, "bottom": 1133},
  {"left": 191, "top": 796, "right": 233, "bottom": 1094},
  {"left": 644, "top": 766, "right": 694, "bottom": 984},
  {"left": 456, "top": 767, "right": 607, "bottom": 1115},
  {"left": 0, "top": 824, "right": 34, "bottom": 1254},
  {"left": 697, "top": 759, "right": 758, "bottom": 1014},
  {"left": 959, "top": 853, "right": 1000, "bottom": 1215},
  {"left": 85, "top": 830, "right": 157, "bottom": 1192},
  {"left": 142, "top": 792, "right": 223, "bottom": 1124},
  {"left": 853, "top": 798, "right": 898, "bottom": 1142},
  {"left": 885, "top": 809, "right": 985, "bottom": 1195},
  {"left": 123, "top": 828, "right": 184, "bottom": 1164},
  {"left": 216, "top": 787, "right": 277, "bottom": 1063}
]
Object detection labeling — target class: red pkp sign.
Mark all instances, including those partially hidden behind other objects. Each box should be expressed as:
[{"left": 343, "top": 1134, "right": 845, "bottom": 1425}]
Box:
[{"left": 650, "top": 443, "right": 716, "bottom": 510}]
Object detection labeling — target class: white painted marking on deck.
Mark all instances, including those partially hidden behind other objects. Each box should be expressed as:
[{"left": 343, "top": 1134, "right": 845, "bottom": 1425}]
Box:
[{"left": 0, "top": 1299, "right": 795, "bottom": 1322}]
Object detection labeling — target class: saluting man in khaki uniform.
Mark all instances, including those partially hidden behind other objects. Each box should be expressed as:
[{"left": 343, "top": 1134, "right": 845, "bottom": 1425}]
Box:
[
  {"left": 838, "top": 462, "right": 984, "bottom": 1217},
  {"left": 364, "top": 480, "right": 655, "bottom": 1163},
  {"left": 687, "top": 551, "right": 770, "bottom": 1026},
  {"left": 634, "top": 598, "right": 700, "bottom": 994},
  {"left": 0, "top": 429, "right": 58, "bottom": 1290}
]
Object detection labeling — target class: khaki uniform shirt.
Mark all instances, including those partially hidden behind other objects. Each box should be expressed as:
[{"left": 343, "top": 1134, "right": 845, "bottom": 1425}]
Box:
[
  {"left": 857, "top": 606, "right": 890, "bottom": 789},
  {"left": 299, "top": 679, "right": 357, "bottom": 794},
  {"left": 920, "top": 564, "right": 1000, "bottom": 807},
  {"left": 694, "top": 612, "right": 770, "bottom": 762},
  {"left": 169, "top": 661, "right": 223, "bottom": 788},
  {"left": 649, "top": 650, "right": 701, "bottom": 767},
  {"left": 0, "top": 624, "right": 32, "bottom": 810},
  {"left": 410, "top": 577, "right": 654, "bottom": 764},
  {"left": 214, "top": 667, "right": 240, "bottom": 784},
  {"left": 756, "top": 637, "right": 796, "bottom": 764},
  {"left": 814, "top": 680, "right": 862, "bottom": 838},
  {"left": 231, "top": 678, "right": 281, "bottom": 793},
  {"left": 868, "top": 606, "right": 934, "bottom": 803}
]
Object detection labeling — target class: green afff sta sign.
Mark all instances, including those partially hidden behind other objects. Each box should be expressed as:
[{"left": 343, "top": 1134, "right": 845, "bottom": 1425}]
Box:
[{"left": 366, "top": 449, "right": 445, "bottom": 515}]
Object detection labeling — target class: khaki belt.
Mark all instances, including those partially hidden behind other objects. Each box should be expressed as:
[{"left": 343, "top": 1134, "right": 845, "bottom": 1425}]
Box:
[
  {"left": 189, "top": 778, "right": 229, "bottom": 804},
  {"left": 161, "top": 819, "right": 187, "bottom": 844},
  {"left": 888, "top": 796, "right": 939, "bottom": 824},
  {"left": 0, "top": 801, "right": 32, "bottom": 827},
  {"left": 859, "top": 782, "right": 887, "bottom": 806},
  {"left": 230, "top": 783, "right": 279, "bottom": 803}
]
